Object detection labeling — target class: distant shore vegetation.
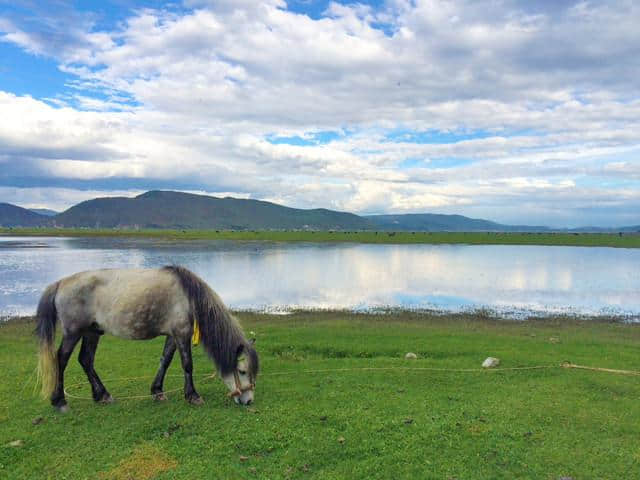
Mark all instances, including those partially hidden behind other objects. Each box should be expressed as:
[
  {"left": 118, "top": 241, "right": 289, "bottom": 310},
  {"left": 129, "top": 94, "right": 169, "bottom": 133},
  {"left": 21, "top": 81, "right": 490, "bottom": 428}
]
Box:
[{"left": 1, "top": 227, "right": 639, "bottom": 248}]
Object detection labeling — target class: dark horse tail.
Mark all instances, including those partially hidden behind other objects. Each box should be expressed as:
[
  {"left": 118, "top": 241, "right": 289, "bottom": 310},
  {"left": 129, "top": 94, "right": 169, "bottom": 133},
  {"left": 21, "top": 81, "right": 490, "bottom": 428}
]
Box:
[{"left": 35, "top": 282, "right": 60, "bottom": 399}]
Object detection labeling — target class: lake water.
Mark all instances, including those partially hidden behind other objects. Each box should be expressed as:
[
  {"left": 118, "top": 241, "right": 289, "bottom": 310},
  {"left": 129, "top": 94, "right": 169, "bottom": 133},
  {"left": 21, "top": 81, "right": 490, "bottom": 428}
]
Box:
[{"left": 1, "top": 236, "right": 639, "bottom": 320}]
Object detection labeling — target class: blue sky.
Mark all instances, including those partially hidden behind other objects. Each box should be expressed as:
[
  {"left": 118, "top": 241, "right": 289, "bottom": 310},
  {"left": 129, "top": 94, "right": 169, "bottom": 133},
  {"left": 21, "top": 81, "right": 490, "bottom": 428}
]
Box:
[{"left": 1, "top": 0, "right": 639, "bottom": 227}]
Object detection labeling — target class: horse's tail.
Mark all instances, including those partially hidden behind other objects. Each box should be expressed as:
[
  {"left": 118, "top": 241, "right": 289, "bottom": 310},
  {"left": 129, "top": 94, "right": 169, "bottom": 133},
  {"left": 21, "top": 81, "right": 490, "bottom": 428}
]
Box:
[{"left": 35, "top": 282, "right": 60, "bottom": 399}]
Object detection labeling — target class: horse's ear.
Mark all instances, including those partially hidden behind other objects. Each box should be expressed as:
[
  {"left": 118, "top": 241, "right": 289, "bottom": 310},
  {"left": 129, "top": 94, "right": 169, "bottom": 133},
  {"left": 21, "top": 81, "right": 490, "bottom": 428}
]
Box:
[{"left": 249, "top": 338, "right": 256, "bottom": 346}]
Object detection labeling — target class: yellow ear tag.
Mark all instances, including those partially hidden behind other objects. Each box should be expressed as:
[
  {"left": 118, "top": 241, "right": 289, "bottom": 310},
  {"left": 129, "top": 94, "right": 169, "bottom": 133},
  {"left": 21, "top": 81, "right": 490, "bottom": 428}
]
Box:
[{"left": 192, "top": 320, "right": 200, "bottom": 346}]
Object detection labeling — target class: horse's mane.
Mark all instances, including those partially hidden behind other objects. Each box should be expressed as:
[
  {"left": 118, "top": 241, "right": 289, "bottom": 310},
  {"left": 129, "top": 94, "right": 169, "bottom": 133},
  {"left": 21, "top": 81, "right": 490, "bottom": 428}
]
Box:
[{"left": 163, "top": 265, "right": 258, "bottom": 377}]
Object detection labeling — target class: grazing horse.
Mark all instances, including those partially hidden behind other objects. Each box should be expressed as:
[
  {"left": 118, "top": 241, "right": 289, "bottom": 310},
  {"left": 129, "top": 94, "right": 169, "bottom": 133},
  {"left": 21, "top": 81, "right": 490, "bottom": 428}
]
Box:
[{"left": 35, "top": 266, "right": 259, "bottom": 412}]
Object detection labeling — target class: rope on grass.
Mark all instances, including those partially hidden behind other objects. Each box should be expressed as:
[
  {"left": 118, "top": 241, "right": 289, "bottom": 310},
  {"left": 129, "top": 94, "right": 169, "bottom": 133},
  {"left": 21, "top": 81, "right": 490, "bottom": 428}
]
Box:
[
  {"left": 62, "top": 362, "right": 640, "bottom": 401},
  {"left": 261, "top": 365, "right": 557, "bottom": 376},
  {"left": 561, "top": 362, "right": 640, "bottom": 376},
  {"left": 63, "top": 372, "right": 217, "bottom": 401}
]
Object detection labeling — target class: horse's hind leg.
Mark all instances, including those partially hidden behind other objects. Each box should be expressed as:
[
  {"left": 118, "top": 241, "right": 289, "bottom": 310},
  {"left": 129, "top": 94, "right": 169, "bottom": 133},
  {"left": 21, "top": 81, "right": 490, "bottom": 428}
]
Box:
[
  {"left": 174, "top": 335, "right": 203, "bottom": 405},
  {"left": 78, "top": 332, "right": 112, "bottom": 403},
  {"left": 51, "top": 332, "right": 82, "bottom": 412},
  {"left": 151, "top": 335, "right": 176, "bottom": 401}
]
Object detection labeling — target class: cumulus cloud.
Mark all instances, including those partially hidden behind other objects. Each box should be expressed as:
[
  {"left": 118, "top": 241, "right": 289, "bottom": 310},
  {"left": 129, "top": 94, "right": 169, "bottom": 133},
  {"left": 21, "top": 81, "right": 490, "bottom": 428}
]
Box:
[{"left": 0, "top": 0, "right": 639, "bottom": 227}]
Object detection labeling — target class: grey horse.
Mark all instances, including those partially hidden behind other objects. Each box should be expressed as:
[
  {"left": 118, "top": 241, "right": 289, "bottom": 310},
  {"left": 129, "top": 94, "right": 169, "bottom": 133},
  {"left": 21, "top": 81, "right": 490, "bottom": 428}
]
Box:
[{"left": 35, "top": 265, "right": 258, "bottom": 411}]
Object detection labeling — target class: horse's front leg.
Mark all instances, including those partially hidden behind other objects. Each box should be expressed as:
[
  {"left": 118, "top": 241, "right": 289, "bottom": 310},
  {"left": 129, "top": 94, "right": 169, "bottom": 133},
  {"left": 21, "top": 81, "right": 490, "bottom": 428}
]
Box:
[
  {"left": 151, "top": 335, "right": 176, "bottom": 401},
  {"left": 175, "top": 335, "right": 203, "bottom": 405},
  {"left": 51, "top": 332, "right": 82, "bottom": 412}
]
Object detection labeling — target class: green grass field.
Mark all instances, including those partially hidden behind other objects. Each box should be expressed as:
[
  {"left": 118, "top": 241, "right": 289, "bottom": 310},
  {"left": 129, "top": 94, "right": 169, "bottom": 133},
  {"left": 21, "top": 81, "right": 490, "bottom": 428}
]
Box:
[
  {"left": 2, "top": 227, "right": 640, "bottom": 248},
  {"left": 1, "top": 311, "right": 639, "bottom": 479}
]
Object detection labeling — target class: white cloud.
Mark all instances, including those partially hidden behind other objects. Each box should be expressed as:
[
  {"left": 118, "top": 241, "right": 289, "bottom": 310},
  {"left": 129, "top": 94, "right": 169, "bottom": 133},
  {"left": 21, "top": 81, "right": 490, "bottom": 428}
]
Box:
[{"left": 0, "top": 1, "right": 639, "bottom": 226}]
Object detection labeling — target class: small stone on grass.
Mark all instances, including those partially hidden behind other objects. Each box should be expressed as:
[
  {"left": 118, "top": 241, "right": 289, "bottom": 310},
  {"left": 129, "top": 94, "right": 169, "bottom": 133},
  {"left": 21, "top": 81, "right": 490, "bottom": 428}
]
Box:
[
  {"left": 8, "top": 440, "right": 23, "bottom": 447},
  {"left": 32, "top": 416, "right": 44, "bottom": 425},
  {"left": 482, "top": 357, "right": 500, "bottom": 368},
  {"left": 405, "top": 352, "right": 418, "bottom": 360}
]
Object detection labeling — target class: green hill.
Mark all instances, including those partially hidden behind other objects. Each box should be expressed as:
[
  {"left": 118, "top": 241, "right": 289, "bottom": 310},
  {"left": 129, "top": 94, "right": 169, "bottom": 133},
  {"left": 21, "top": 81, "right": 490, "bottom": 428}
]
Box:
[
  {"left": 52, "top": 190, "right": 375, "bottom": 230},
  {"left": 29, "top": 208, "right": 58, "bottom": 217},
  {"left": 366, "top": 213, "right": 549, "bottom": 232},
  {"left": 0, "top": 203, "right": 48, "bottom": 227},
  {"left": 2, "top": 191, "right": 637, "bottom": 232}
]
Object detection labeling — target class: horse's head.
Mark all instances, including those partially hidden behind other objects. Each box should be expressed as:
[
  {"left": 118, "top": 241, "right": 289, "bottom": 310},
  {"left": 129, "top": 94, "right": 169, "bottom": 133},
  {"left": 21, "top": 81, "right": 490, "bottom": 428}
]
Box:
[{"left": 223, "top": 339, "right": 259, "bottom": 405}]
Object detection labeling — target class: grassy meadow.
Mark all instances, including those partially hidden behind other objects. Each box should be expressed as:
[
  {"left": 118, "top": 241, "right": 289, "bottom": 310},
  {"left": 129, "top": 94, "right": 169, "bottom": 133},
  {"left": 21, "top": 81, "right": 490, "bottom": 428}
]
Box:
[
  {"left": 1, "top": 311, "right": 639, "bottom": 479},
  {"left": 2, "top": 227, "right": 640, "bottom": 248}
]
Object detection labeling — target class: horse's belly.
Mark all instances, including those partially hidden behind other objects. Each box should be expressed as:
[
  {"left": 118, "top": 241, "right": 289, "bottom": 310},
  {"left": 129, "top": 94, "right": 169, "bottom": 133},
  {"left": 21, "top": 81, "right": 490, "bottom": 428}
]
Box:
[
  {"left": 94, "top": 296, "right": 173, "bottom": 340},
  {"left": 97, "top": 313, "right": 164, "bottom": 340}
]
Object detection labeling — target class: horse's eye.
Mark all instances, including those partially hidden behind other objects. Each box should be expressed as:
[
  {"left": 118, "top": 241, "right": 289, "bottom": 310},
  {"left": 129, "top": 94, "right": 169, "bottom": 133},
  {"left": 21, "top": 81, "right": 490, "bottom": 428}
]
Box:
[{"left": 239, "top": 370, "right": 247, "bottom": 375}]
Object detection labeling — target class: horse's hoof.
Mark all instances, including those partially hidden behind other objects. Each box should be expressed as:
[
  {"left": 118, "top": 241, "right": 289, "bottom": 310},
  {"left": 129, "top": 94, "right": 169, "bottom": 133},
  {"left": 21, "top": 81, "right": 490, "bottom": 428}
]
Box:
[
  {"left": 188, "top": 396, "right": 204, "bottom": 406},
  {"left": 100, "top": 394, "right": 114, "bottom": 404},
  {"left": 153, "top": 392, "right": 167, "bottom": 402},
  {"left": 57, "top": 404, "right": 69, "bottom": 414}
]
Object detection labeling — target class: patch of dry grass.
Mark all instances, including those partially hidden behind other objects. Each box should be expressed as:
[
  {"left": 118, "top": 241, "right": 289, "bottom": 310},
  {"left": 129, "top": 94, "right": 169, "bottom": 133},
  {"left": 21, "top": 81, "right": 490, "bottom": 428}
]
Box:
[{"left": 99, "top": 443, "right": 177, "bottom": 480}]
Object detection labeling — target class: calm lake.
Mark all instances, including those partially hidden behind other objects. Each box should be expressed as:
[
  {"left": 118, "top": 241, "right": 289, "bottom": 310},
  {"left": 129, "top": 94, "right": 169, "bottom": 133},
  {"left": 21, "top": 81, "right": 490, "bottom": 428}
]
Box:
[{"left": 1, "top": 236, "right": 639, "bottom": 320}]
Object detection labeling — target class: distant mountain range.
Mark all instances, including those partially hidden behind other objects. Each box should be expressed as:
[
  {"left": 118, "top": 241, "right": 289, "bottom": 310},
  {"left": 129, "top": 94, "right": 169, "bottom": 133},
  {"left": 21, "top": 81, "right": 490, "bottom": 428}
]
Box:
[
  {"left": 0, "top": 203, "right": 52, "bottom": 227},
  {"left": 2, "top": 191, "right": 373, "bottom": 231},
  {"left": 1, "top": 190, "right": 639, "bottom": 232},
  {"left": 29, "top": 208, "right": 58, "bottom": 217},
  {"left": 365, "top": 213, "right": 550, "bottom": 233}
]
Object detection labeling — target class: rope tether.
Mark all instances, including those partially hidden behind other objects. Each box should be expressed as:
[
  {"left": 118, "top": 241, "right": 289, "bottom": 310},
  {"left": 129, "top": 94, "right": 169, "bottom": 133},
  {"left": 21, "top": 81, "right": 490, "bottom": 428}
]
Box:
[
  {"left": 62, "top": 362, "right": 640, "bottom": 401},
  {"left": 561, "top": 362, "right": 640, "bottom": 376}
]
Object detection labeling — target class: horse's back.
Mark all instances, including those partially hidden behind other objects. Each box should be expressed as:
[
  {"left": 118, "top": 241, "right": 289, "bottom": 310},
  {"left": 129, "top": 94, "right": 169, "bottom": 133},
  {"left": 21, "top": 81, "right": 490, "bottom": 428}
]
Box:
[{"left": 55, "top": 268, "right": 190, "bottom": 339}]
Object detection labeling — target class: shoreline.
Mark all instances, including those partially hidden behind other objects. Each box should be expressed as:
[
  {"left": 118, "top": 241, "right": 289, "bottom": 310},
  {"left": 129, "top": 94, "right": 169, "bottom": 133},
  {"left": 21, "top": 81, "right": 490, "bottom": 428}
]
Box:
[
  {"left": 4, "top": 308, "right": 639, "bottom": 326},
  {"left": 2, "top": 227, "right": 640, "bottom": 248}
]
